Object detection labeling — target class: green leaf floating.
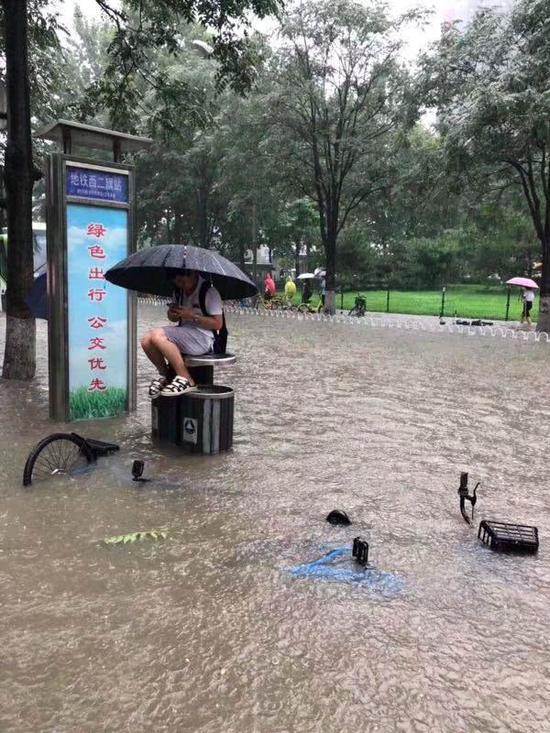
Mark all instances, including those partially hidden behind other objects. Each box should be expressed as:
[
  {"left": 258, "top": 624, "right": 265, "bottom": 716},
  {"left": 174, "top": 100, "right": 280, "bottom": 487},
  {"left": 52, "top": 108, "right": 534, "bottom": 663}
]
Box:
[{"left": 102, "top": 529, "right": 169, "bottom": 546}]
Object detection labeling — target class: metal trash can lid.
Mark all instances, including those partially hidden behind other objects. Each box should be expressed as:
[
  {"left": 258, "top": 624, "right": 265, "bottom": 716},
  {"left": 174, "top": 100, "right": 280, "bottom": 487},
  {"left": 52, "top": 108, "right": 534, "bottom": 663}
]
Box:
[
  {"left": 185, "top": 353, "right": 236, "bottom": 367},
  {"left": 183, "top": 385, "right": 234, "bottom": 400}
]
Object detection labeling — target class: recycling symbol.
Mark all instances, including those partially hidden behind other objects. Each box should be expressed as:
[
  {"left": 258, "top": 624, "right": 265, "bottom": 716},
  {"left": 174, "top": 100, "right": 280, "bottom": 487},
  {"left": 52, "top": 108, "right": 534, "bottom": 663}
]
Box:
[{"left": 182, "top": 417, "right": 198, "bottom": 444}]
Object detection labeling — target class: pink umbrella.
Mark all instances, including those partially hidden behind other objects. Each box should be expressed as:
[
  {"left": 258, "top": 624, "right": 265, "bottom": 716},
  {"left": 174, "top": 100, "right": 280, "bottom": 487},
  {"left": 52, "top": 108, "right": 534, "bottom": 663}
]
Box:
[{"left": 506, "top": 277, "right": 539, "bottom": 289}]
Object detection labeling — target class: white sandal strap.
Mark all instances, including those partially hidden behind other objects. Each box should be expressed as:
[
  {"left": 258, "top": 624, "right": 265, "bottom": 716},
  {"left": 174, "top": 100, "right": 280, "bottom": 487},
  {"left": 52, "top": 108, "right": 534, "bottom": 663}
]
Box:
[
  {"left": 149, "top": 376, "right": 168, "bottom": 396},
  {"left": 160, "top": 376, "right": 192, "bottom": 395}
]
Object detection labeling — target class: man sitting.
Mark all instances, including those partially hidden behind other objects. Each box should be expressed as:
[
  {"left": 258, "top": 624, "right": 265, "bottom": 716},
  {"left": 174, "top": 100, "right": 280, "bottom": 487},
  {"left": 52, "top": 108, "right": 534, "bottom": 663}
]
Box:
[{"left": 141, "top": 269, "right": 223, "bottom": 397}]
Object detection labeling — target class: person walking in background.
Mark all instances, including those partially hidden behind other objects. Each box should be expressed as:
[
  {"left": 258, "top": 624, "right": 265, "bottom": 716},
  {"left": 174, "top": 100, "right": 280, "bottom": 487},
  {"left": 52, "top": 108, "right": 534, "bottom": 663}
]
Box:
[
  {"left": 302, "top": 278, "right": 312, "bottom": 304},
  {"left": 264, "top": 272, "right": 276, "bottom": 300},
  {"left": 521, "top": 287, "right": 536, "bottom": 326},
  {"left": 284, "top": 276, "right": 297, "bottom": 300}
]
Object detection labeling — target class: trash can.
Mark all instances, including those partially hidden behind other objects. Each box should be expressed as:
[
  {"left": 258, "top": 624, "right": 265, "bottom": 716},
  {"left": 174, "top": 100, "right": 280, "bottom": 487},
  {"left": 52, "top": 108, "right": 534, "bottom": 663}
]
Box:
[
  {"left": 151, "top": 394, "right": 179, "bottom": 444},
  {"left": 152, "top": 385, "right": 234, "bottom": 455}
]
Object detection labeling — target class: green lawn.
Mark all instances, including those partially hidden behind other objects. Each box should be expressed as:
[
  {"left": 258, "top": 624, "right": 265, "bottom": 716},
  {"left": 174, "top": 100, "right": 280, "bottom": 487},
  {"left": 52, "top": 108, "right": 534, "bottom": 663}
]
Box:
[{"left": 290, "top": 285, "right": 530, "bottom": 322}]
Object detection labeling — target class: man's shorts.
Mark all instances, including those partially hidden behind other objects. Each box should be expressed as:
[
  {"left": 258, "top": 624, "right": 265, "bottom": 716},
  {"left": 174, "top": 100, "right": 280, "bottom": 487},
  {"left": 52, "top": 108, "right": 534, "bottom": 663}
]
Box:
[{"left": 162, "top": 325, "right": 213, "bottom": 355}]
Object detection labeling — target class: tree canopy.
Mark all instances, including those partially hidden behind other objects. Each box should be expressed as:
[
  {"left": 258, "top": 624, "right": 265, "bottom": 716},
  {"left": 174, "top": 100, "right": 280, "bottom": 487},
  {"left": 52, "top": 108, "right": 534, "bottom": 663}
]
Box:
[
  {"left": 419, "top": 0, "right": 550, "bottom": 328},
  {"left": 1, "top": 0, "right": 547, "bottom": 333}
]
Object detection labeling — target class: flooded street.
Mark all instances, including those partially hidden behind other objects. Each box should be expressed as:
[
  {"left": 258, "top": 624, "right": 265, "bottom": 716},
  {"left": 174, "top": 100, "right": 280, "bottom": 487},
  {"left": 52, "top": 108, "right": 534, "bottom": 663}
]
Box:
[{"left": 1, "top": 304, "right": 549, "bottom": 732}]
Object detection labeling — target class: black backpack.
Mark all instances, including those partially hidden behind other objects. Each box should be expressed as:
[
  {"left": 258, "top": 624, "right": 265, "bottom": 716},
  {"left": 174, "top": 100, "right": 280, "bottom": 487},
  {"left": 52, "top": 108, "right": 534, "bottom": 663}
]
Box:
[{"left": 198, "top": 280, "right": 228, "bottom": 354}]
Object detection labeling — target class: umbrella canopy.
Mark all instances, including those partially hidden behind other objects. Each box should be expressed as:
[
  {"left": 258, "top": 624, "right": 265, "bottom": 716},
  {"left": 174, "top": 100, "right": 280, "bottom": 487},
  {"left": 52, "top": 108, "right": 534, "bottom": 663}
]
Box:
[
  {"left": 26, "top": 272, "right": 48, "bottom": 320},
  {"left": 105, "top": 244, "right": 258, "bottom": 300},
  {"left": 297, "top": 272, "right": 316, "bottom": 280},
  {"left": 506, "top": 277, "right": 539, "bottom": 289},
  {"left": 314, "top": 267, "right": 326, "bottom": 278}
]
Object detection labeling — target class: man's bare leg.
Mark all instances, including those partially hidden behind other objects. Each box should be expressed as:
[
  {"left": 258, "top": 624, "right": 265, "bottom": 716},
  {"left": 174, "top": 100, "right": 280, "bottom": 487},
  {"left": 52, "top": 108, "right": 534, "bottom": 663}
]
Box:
[
  {"left": 150, "top": 331, "right": 195, "bottom": 385},
  {"left": 141, "top": 331, "right": 170, "bottom": 376}
]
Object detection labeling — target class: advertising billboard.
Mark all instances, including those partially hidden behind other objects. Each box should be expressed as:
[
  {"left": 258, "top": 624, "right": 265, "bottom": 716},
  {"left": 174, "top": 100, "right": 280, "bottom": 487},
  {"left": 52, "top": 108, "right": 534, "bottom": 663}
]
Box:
[
  {"left": 66, "top": 204, "right": 129, "bottom": 420},
  {"left": 46, "top": 155, "right": 136, "bottom": 422}
]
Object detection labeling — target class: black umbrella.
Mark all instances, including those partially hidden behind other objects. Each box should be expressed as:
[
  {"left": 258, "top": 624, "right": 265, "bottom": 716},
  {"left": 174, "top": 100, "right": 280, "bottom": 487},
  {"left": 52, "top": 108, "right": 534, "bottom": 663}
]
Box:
[
  {"left": 105, "top": 244, "right": 257, "bottom": 300},
  {"left": 26, "top": 271, "right": 48, "bottom": 320}
]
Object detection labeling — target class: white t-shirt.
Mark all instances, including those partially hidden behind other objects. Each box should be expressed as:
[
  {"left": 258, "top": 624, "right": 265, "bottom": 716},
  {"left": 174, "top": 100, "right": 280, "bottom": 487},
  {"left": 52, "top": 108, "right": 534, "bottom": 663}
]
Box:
[
  {"left": 524, "top": 289, "right": 536, "bottom": 303},
  {"left": 175, "top": 276, "right": 223, "bottom": 343}
]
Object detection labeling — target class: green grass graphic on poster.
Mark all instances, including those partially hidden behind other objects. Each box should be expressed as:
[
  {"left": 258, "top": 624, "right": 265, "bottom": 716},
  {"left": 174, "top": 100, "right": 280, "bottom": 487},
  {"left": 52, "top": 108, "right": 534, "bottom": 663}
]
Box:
[
  {"left": 67, "top": 204, "right": 128, "bottom": 420},
  {"left": 69, "top": 387, "right": 128, "bottom": 421}
]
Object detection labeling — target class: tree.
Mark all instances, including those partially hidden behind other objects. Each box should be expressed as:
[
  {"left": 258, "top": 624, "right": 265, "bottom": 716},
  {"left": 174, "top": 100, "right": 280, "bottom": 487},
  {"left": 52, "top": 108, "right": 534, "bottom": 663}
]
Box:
[
  {"left": 0, "top": 0, "right": 281, "bottom": 381},
  {"left": 268, "top": 0, "right": 419, "bottom": 312},
  {"left": 420, "top": 0, "right": 550, "bottom": 329},
  {"left": 1, "top": 0, "right": 38, "bottom": 379},
  {"left": 92, "top": 0, "right": 281, "bottom": 129}
]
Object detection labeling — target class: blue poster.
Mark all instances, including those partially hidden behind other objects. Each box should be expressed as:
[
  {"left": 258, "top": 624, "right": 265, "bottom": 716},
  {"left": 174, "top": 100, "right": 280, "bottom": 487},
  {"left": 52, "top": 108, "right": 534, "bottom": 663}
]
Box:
[
  {"left": 67, "top": 166, "right": 129, "bottom": 204},
  {"left": 67, "top": 204, "right": 128, "bottom": 420}
]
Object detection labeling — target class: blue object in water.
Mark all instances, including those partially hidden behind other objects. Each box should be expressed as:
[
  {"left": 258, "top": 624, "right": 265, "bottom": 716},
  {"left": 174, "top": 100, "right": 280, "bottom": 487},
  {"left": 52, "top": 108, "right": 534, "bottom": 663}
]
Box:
[{"left": 289, "top": 547, "right": 404, "bottom": 596}]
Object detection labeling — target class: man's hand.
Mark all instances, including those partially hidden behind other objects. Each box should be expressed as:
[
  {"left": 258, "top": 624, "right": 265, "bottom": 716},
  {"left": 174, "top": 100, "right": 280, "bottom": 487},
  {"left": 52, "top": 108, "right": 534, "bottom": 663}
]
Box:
[
  {"left": 167, "top": 305, "right": 181, "bottom": 322},
  {"left": 177, "top": 306, "right": 196, "bottom": 321},
  {"left": 167, "top": 305, "right": 196, "bottom": 321}
]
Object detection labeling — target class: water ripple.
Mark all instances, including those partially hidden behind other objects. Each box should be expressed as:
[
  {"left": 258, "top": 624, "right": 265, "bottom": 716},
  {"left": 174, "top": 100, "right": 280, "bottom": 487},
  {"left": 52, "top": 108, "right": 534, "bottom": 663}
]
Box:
[{"left": 0, "top": 308, "right": 548, "bottom": 731}]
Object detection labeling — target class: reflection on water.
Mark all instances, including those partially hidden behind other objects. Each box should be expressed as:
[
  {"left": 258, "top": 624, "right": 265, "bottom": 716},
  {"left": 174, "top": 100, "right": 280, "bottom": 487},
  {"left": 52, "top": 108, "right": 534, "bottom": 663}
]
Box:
[{"left": 1, "top": 306, "right": 549, "bottom": 732}]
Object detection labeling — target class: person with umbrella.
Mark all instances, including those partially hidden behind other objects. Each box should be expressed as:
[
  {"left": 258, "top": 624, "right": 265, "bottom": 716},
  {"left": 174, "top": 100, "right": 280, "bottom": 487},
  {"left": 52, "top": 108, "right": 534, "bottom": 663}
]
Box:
[
  {"left": 140, "top": 269, "right": 223, "bottom": 397},
  {"left": 505, "top": 277, "right": 539, "bottom": 328},
  {"left": 105, "top": 243, "right": 257, "bottom": 397},
  {"left": 302, "top": 278, "right": 312, "bottom": 304},
  {"left": 521, "top": 287, "right": 537, "bottom": 326}
]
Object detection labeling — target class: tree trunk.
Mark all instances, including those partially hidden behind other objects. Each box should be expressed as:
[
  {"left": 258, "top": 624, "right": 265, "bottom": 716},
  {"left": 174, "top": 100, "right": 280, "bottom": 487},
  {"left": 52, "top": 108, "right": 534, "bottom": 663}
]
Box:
[
  {"left": 173, "top": 208, "right": 185, "bottom": 242},
  {"left": 323, "top": 235, "right": 337, "bottom": 314},
  {"left": 2, "top": 0, "right": 36, "bottom": 380},
  {"left": 196, "top": 187, "right": 209, "bottom": 248},
  {"left": 238, "top": 241, "right": 246, "bottom": 272},
  {"left": 294, "top": 241, "right": 300, "bottom": 279},
  {"left": 538, "top": 236, "right": 550, "bottom": 332},
  {"left": 324, "top": 206, "right": 338, "bottom": 315}
]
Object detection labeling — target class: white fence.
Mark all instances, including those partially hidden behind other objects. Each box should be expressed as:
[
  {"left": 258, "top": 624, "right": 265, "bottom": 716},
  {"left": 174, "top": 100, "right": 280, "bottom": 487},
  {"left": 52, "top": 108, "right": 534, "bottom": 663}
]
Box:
[{"left": 138, "top": 297, "right": 550, "bottom": 344}]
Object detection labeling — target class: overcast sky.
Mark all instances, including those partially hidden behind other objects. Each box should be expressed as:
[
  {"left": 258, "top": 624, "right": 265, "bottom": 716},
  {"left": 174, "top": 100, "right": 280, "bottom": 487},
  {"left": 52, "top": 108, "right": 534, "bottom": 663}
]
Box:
[{"left": 54, "top": 1, "right": 510, "bottom": 59}]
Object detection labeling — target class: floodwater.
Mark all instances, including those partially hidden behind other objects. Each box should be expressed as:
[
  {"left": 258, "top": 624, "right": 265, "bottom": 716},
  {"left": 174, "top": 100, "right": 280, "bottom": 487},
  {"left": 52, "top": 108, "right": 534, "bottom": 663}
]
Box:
[{"left": 1, "top": 305, "right": 550, "bottom": 732}]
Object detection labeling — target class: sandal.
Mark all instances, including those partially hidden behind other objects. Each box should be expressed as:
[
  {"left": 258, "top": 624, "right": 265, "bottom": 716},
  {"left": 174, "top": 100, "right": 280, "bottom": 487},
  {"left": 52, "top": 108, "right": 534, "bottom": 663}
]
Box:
[
  {"left": 159, "top": 376, "right": 197, "bottom": 398},
  {"left": 148, "top": 375, "right": 168, "bottom": 398}
]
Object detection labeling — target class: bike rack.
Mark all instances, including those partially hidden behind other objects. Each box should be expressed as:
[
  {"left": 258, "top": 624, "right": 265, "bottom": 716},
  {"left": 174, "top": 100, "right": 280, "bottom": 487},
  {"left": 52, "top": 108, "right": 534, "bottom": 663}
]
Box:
[
  {"left": 455, "top": 472, "right": 540, "bottom": 554},
  {"left": 478, "top": 520, "right": 539, "bottom": 554}
]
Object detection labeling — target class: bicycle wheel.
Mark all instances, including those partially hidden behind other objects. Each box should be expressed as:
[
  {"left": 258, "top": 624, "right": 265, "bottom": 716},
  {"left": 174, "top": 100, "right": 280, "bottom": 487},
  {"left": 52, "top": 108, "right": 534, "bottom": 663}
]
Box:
[{"left": 23, "top": 433, "right": 95, "bottom": 486}]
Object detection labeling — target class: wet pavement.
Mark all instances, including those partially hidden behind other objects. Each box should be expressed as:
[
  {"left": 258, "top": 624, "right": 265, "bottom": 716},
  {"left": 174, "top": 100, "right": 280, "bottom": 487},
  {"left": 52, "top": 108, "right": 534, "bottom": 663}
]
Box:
[{"left": 1, "top": 305, "right": 549, "bottom": 732}]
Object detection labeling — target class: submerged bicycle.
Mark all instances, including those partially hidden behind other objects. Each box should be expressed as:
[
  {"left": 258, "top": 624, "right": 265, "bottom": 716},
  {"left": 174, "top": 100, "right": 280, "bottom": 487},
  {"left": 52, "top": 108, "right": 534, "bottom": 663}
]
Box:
[
  {"left": 256, "top": 294, "right": 299, "bottom": 311},
  {"left": 23, "top": 433, "right": 119, "bottom": 486},
  {"left": 297, "top": 299, "right": 324, "bottom": 314}
]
